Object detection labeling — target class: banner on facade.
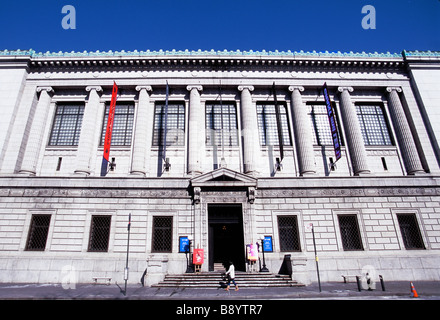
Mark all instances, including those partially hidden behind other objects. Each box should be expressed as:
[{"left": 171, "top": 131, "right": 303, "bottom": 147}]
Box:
[
  {"left": 100, "top": 82, "right": 118, "bottom": 176},
  {"left": 272, "top": 82, "right": 284, "bottom": 161},
  {"left": 322, "top": 82, "right": 341, "bottom": 161}
]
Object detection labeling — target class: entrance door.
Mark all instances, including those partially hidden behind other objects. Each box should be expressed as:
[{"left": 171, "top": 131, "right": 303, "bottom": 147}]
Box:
[{"left": 208, "top": 204, "right": 245, "bottom": 271}]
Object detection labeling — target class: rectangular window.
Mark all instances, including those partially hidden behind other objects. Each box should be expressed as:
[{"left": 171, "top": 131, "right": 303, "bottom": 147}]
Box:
[
  {"left": 205, "top": 103, "right": 238, "bottom": 146},
  {"left": 25, "top": 214, "right": 51, "bottom": 251},
  {"left": 356, "top": 104, "right": 393, "bottom": 146},
  {"left": 153, "top": 103, "right": 185, "bottom": 146},
  {"left": 257, "top": 103, "right": 291, "bottom": 146},
  {"left": 338, "top": 215, "right": 363, "bottom": 251},
  {"left": 49, "top": 104, "right": 84, "bottom": 146},
  {"left": 152, "top": 216, "right": 173, "bottom": 253},
  {"left": 307, "top": 103, "right": 342, "bottom": 146},
  {"left": 88, "top": 215, "right": 111, "bottom": 252},
  {"left": 397, "top": 214, "right": 425, "bottom": 250},
  {"left": 278, "top": 216, "right": 301, "bottom": 252},
  {"left": 100, "top": 103, "right": 134, "bottom": 146}
]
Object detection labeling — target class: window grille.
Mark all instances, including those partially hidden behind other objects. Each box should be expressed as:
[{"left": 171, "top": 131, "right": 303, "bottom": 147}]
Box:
[
  {"left": 205, "top": 103, "right": 238, "bottom": 146},
  {"left": 25, "top": 215, "right": 51, "bottom": 251},
  {"left": 338, "top": 215, "right": 363, "bottom": 251},
  {"left": 356, "top": 104, "right": 393, "bottom": 146},
  {"left": 88, "top": 215, "right": 111, "bottom": 252},
  {"left": 152, "top": 216, "right": 173, "bottom": 252},
  {"left": 153, "top": 103, "right": 185, "bottom": 146},
  {"left": 257, "top": 103, "right": 291, "bottom": 146},
  {"left": 397, "top": 214, "right": 425, "bottom": 249},
  {"left": 278, "top": 216, "right": 301, "bottom": 252},
  {"left": 100, "top": 103, "right": 134, "bottom": 146},
  {"left": 49, "top": 104, "right": 84, "bottom": 146},
  {"left": 307, "top": 103, "right": 342, "bottom": 146}
]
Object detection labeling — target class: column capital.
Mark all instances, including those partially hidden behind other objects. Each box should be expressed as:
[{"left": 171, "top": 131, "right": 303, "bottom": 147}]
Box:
[
  {"left": 135, "top": 85, "right": 153, "bottom": 92},
  {"left": 85, "top": 85, "right": 103, "bottom": 93},
  {"left": 288, "top": 86, "right": 304, "bottom": 92},
  {"left": 386, "top": 86, "right": 402, "bottom": 93},
  {"left": 186, "top": 85, "right": 203, "bottom": 92},
  {"left": 238, "top": 85, "right": 254, "bottom": 92},
  {"left": 337, "top": 86, "right": 354, "bottom": 93},
  {"left": 36, "top": 86, "right": 54, "bottom": 94}
]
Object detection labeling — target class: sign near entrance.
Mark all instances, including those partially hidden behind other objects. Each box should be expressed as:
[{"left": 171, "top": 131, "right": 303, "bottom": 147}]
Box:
[
  {"left": 263, "top": 236, "right": 273, "bottom": 252},
  {"left": 247, "top": 244, "right": 258, "bottom": 261},
  {"left": 179, "top": 236, "right": 189, "bottom": 253},
  {"left": 193, "top": 248, "right": 204, "bottom": 265}
]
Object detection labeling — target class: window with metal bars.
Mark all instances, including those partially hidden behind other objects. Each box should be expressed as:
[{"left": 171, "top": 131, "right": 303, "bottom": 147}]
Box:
[
  {"left": 356, "top": 104, "right": 393, "bottom": 146},
  {"left": 100, "top": 103, "right": 134, "bottom": 146},
  {"left": 338, "top": 215, "right": 363, "bottom": 251},
  {"left": 152, "top": 216, "right": 173, "bottom": 252},
  {"left": 205, "top": 103, "right": 238, "bottom": 146},
  {"left": 278, "top": 216, "right": 301, "bottom": 252},
  {"left": 153, "top": 103, "right": 185, "bottom": 146},
  {"left": 49, "top": 104, "right": 84, "bottom": 146},
  {"left": 397, "top": 214, "right": 425, "bottom": 250},
  {"left": 25, "top": 214, "right": 51, "bottom": 251},
  {"left": 257, "top": 103, "right": 291, "bottom": 146},
  {"left": 88, "top": 215, "right": 111, "bottom": 252}
]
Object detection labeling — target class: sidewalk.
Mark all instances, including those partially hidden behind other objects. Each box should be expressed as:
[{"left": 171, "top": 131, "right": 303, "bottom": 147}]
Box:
[{"left": 0, "top": 281, "right": 439, "bottom": 300}]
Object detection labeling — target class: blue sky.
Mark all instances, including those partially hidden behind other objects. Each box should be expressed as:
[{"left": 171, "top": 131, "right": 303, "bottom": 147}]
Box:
[{"left": 1, "top": 0, "right": 439, "bottom": 53}]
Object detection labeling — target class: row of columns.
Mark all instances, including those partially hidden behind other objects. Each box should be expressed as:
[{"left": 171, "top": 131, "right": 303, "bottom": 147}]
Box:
[{"left": 19, "top": 84, "right": 425, "bottom": 177}]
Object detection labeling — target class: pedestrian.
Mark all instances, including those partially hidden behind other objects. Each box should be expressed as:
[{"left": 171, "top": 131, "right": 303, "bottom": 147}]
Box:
[{"left": 225, "top": 261, "right": 239, "bottom": 291}]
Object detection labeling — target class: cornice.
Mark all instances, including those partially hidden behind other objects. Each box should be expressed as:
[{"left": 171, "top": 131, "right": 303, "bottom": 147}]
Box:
[{"left": 0, "top": 49, "right": 407, "bottom": 72}]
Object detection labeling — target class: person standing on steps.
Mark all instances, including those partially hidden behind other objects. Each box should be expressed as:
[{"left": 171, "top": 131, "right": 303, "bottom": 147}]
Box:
[{"left": 225, "top": 261, "right": 239, "bottom": 291}]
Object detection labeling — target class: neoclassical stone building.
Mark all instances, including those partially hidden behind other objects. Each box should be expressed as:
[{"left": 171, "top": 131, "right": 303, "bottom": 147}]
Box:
[{"left": 0, "top": 49, "right": 439, "bottom": 285}]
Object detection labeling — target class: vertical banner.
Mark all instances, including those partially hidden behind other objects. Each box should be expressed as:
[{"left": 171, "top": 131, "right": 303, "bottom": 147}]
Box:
[
  {"left": 272, "top": 82, "right": 284, "bottom": 161},
  {"left": 162, "top": 81, "right": 170, "bottom": 161},
  {"left": 323, "top": 83, "right": 341, "bottom": 161},
  {"left": 100, "top": 82, "right": 118, "bottom": 176}
]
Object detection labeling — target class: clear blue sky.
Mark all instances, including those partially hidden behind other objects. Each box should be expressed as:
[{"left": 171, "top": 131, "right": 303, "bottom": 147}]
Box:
[{"left": 1, "top": 0, "right": 439, "bottom": 54}]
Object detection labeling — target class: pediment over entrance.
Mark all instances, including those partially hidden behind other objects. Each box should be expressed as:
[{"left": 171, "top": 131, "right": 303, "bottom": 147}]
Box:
[
  {"left": 190, "top": 168, "right": 257, "bottom": 187},
  {"left": 190, "top": 168, "right": 257, "bottom": 204}
]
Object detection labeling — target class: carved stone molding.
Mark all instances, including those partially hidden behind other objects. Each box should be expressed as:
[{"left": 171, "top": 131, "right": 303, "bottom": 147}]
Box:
[
  {"left": 186, "top": 85, "right": 203, "bottom": 92},
  {"left": 135, "top": 85, "right": 153, "bottom": 92},
  {"left": 85, "top": 85, "right": 103, "bottom": 92},
  {"left": 337, "top": 86, "right": 354, "bottom": 93},
  {"left": 288, "top": 85, "right": 304, "bottom": 92},
  {"left": 386, "top": 86, "right": 403, "bottom": 93},
  {"left": 238, "top": 85, "right": 254, "bottom": 92}
]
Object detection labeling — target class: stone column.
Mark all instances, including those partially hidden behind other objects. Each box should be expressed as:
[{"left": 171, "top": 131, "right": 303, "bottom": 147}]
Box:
[
  {"left": 74, "top": 86, "right": 103, "bottom": 176},
  {"left": 238, "top": 85, "right": 259, "bottom": 175},
  {"left": 131, "top": 86, "right": 153, "bottom": 176},
  {"left": 19, "top": 87, "right": 54, "bottom": 175},
  {"left": 386, "top": 87, "right": 424, "bottom": 175},
  {"left": 289, "top": 86, "right": 316, "bottom": 176},
  {"left": 338, "top": 87, "right": 370, "bottom": 175},
  {"left": 187, "top": 85, "right": 204, "bottom": 175}
]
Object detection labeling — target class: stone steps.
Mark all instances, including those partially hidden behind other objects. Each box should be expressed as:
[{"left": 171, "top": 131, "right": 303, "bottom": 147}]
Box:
[{"left": 152, "top": 272, "right": 304, "bottom": 288}]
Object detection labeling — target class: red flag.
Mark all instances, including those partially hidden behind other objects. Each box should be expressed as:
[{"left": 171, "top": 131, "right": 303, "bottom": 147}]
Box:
[{"left": 101, "top": 82, "right": 118, "bottom": 176}]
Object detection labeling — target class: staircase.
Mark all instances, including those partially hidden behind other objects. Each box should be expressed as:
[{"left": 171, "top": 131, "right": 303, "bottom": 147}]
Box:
[{"left": 152, "top": 271, "right": 304, "bottom": 288}]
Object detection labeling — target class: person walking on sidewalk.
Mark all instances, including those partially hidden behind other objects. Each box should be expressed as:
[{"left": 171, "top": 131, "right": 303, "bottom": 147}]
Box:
[{"left": 225, "top": 261, "right": 239, "bottom": 291}]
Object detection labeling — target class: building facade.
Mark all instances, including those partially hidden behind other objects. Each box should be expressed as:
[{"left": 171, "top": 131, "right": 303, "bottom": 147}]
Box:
[{"left": 0, "top": 49, "right": 439, "bottom": 286}]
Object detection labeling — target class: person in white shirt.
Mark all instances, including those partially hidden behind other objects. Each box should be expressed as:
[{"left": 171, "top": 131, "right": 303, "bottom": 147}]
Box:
[{"left": 225, "top": 261, "right": 239, "bottom": 291}]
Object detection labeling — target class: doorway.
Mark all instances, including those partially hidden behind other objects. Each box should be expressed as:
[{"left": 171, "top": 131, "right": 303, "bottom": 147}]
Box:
[{"left": 208, "top": 204, "right": 245, "bottom": 271}]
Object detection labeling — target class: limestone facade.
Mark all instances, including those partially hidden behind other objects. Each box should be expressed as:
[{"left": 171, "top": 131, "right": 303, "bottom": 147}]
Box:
[{"left": 0, "top": 49, "right": 439, "bottom": 285}]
